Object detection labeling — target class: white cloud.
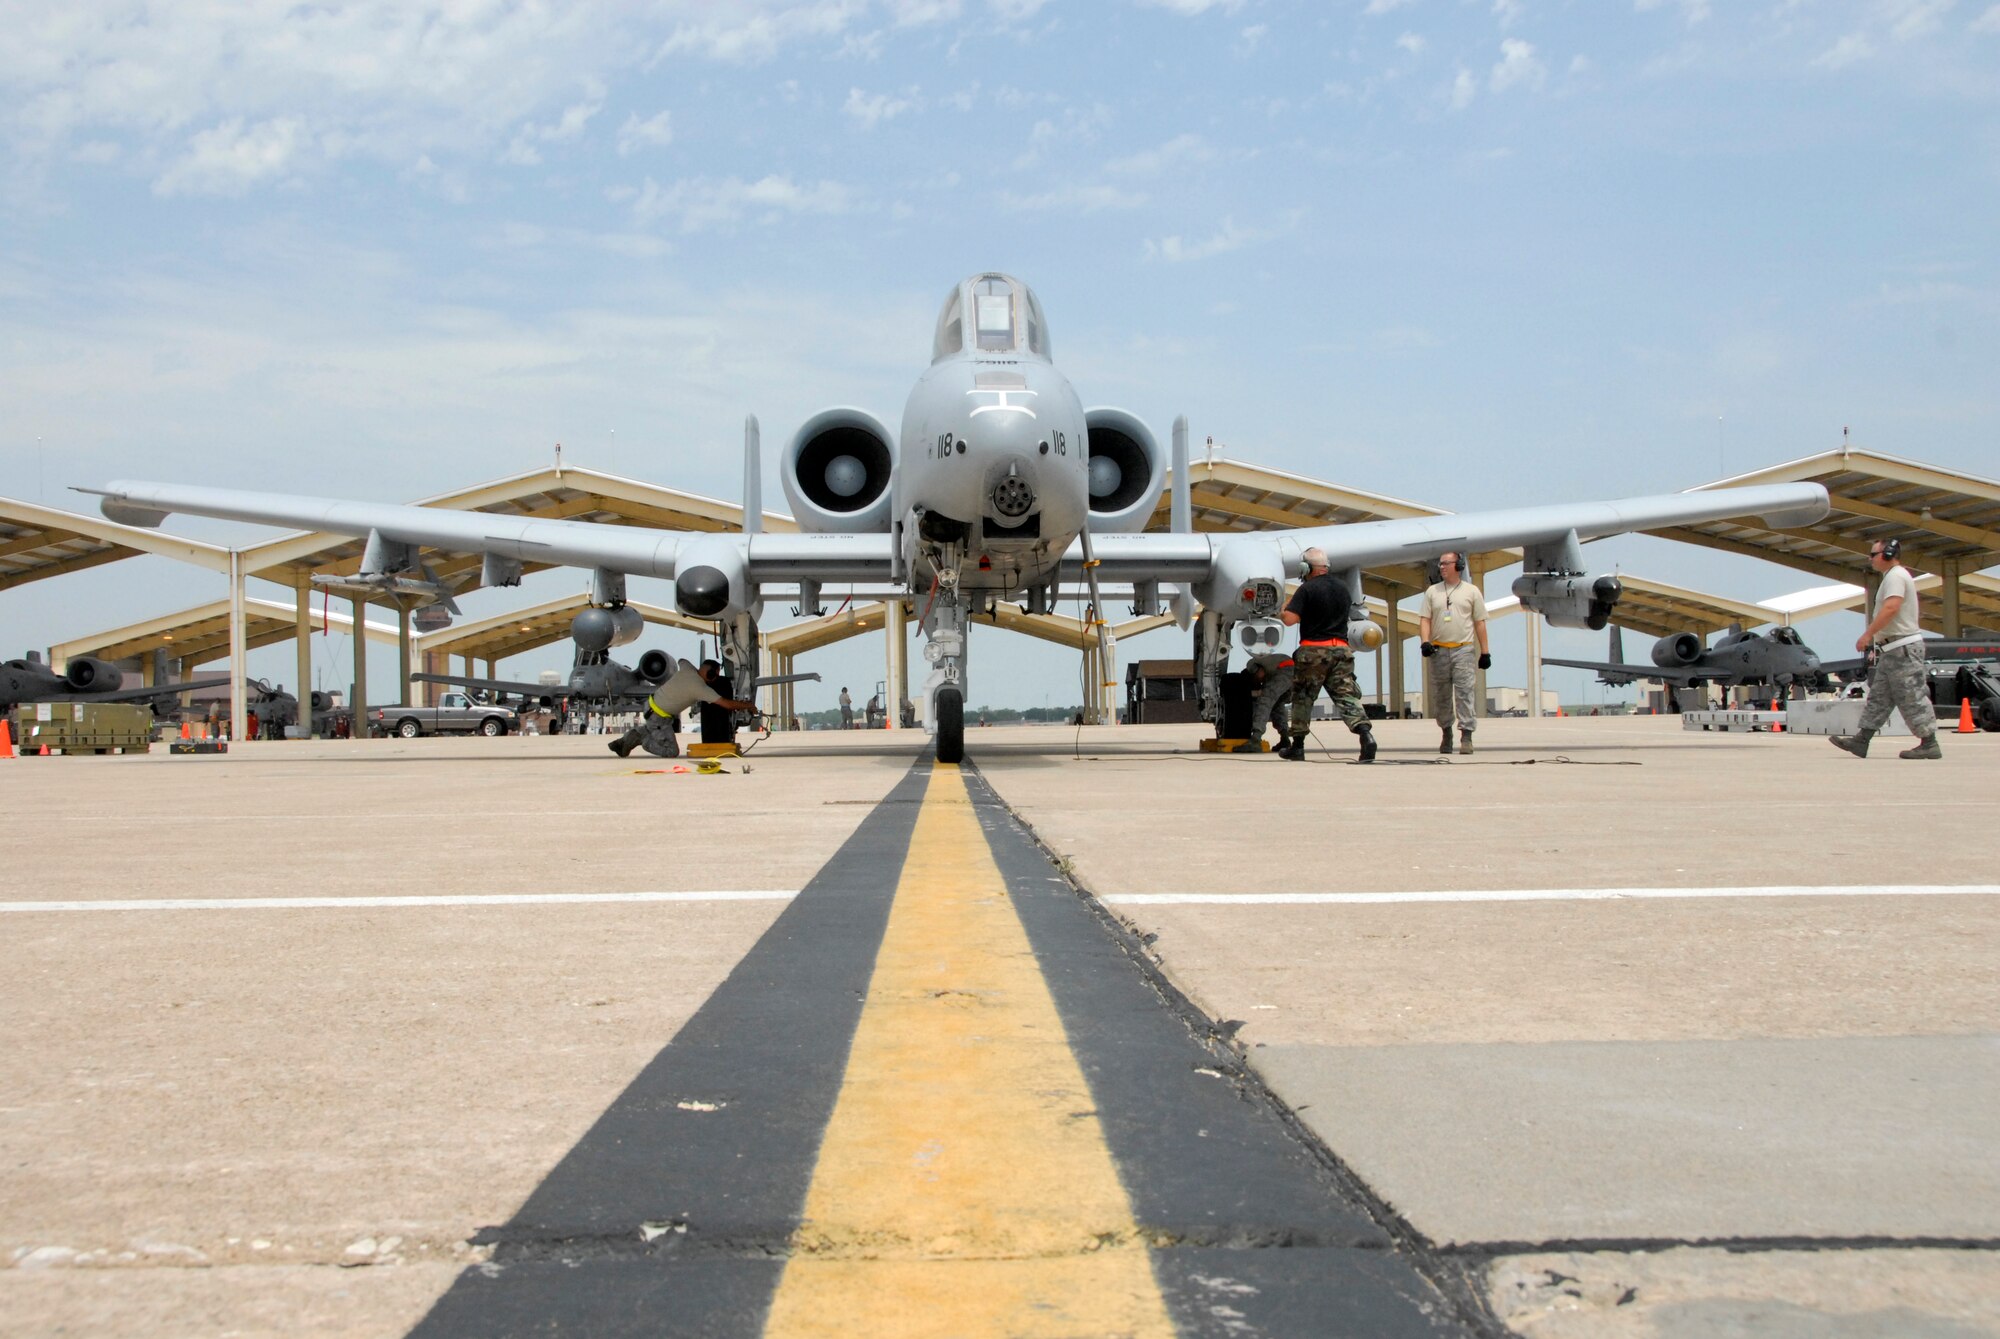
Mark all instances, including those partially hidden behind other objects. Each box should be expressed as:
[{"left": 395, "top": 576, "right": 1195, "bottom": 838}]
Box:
[
  {"left": 1364, "top": 0, "right": 1416, "bottom": 13},
  {"left": 624, "top": 173, "right": 857, "bottom": 231},
  {"left": 1812, "top": 32, "right": 1874, "bottom": 68},
  {"left": 1886, "top": 0, "right": 1957, "bottom": 39},
  {"left": 1134, "top": 0, "right": 1245, "bottom": 14},
  {"left": 503, "top": 84, "right": 604, "bottom": 166},
  {"left": 1492, "top": 0, "right": 1524, "bottom": 26},
  {"left": 884, "top": 0, "right": 962, "bottom": 23},
  {"left": 1141, "top": 212, "right": 1299, "bottom": 263},
  {"left": 653, "top": 4, "right": 865, "bottom": 65},
  {"left": 1105, "top": 133, "right": 1213, "bottom": 176},
  {"left": 153, "top": 117, "right": 304, "bottom": 197},
  {"left": 1489, "top": 39, "right": 1546, "bottom": 92},
  {"left": 999, "top": 183, "right": 1147, "bottom": 212},
  {"left": 1397, "top": 32, "right": 1427, "bottom": 55},
  {"left": 1634, "top": 0, "right": 1710, "bottom": 21},
  {"left": 617, "top": 110, "right": 674, "bottom": 157},
  {"left": 1973, "top": 4, "right": 2000, "bottom": 32},
  {"left": 988, "top": 0, "right": 1053, "bottom": 19},
  {"left": 1450, "top": 67, "right": 1478, "bottom": 109},
  {"left": 1239, "top": 23, "right": 1268, "bottom": 51},
  {"left": 844, "top": 87, "right": 920, "bottom": 128}
]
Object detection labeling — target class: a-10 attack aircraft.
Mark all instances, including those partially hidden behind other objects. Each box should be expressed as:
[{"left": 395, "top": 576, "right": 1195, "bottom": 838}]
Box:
[
  {"left": 86, "top": 272, "right": 1832, "bottom": 764},
  {"left": 1544, "top": 624, "right": 1847, "bottom": 709},
  {"left": 1, "top": 650, "right": 233, "bottom": 718}
]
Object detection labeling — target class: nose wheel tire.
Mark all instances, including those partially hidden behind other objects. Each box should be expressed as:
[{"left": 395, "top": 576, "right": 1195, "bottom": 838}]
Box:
[{"left": 935, "top": 686, "right": 965, "bottom": 764}]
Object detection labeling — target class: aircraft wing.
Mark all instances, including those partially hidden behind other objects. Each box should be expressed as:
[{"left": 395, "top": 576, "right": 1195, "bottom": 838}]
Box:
[
  {"left": 83, "top": 483, "right": 896, "bottom": 583},
  {"left": 1250, "top": 484, "right": 1829, "bottom": 572},
  {"left": 409, "top": 671, "right": 566, "bottom": 699},
  {"left": 1539, "top": 657, "right": 1713, "bottom": 688},
  {"left": 69, "top": 674, "right": 237, "bottom": 705}
]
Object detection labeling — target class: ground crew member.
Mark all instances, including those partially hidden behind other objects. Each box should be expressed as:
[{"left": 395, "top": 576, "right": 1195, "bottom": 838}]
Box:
[
  {"left": 839, "top": 686, "right": 853, "bottom": 729},
  {"left": 1278, "top": 547, "right": 1375, "bottom": 762},
  {"left": 1832, "top": 537, "right": 1942, "bottom": 760},
  {"left": 1419, "top": 551, "right": 1490, "bottom": 755}
]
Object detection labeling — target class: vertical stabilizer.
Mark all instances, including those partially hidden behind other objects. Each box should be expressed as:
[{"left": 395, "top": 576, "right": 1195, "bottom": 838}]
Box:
[
  {"left": 1609, "top": 624, "right": 1624, "bottom": 664},
  {"left": 742, "top": 415, "right": 762, "bottom": 537}
]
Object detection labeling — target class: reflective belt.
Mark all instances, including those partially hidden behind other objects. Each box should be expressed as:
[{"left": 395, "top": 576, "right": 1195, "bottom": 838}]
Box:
[
  {"left": 1433, "top": 641, "right": 1467, "bottom": 649},
  {"left": 1878, "top": 633, "right": 1924, "bottom": 654},
  {"left": 1299, "top": 638, "right": 1348, "bottom": 648}
]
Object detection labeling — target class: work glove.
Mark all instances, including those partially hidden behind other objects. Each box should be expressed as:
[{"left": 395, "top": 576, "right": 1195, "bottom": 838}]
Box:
[
  {"left": 1477, "top": 653, "right": 1492, "bottom": 670},
  {"left": 1420, "top": 641, "right": 1435, "bottom": 658}
]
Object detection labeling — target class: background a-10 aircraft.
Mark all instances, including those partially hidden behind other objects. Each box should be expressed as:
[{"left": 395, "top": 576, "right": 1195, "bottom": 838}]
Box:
[{"left": 89, "top": 272, "right": 1831, "bottom": 764}]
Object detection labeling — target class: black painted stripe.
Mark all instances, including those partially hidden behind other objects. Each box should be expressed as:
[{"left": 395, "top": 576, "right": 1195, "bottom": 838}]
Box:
[
  {"left": 407, "top": 761, "right": 931, "bottom": 1339},
  {"left": 959, "top": 764, "right": 1501, "bottom": 1338}
]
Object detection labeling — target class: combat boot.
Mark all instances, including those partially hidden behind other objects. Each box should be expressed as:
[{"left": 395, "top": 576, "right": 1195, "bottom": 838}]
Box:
[
  {"left": 1357, "top": 726, "right": 1377, "bottom": 763},
  {"left": 1898, "top": 734, "right": 1942, "bottom": 760},
  {"left": 1458, "top": 731, "right": 1474, "bottom": 755},
  {"left": 608, "top": 738, "right": 633, "bottom": 758},
  {"left": 1278, "top": 734, "right": 1307, "bottom": 761},
  {"left": 1829, "top": 730, "right": 1874, "bottom": 758},
  {"left": 1438, "top": 728, "right": 1452, "bottom": 755}
]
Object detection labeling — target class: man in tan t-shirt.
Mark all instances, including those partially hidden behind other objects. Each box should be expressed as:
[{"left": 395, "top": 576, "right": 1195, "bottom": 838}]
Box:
[
  {"left": 1832, "top": 537, "right": 1941, "bottom": 760},
  {"left": 1418, "top": 551, "right": 1490, "bottom": 755}
]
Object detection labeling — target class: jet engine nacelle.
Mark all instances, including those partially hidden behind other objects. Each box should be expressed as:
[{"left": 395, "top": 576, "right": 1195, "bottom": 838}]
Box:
[
  {"left": 782, "top": 407, "right": 897, "bottom": 533},
  {"left": 63, "top": 656, "right": 125, "bottom": 692},
  {"left": 674, "top": 536, "right": 756, "bottom": 621},
  {"left": 1514, "top": 574, "right": 1622, "bottom": 631},
  {"left": 570, "top": 604, "right": 644, "bottom": 654},
  {"left": 1651, "top": 632, "right": 1704, "bottom": 668},
  {"left": 1083, "top": 408, "right": 1164, "bottom": 533},
  {"left": 636, "top": 649, "right": 673, "bottom": 683}
]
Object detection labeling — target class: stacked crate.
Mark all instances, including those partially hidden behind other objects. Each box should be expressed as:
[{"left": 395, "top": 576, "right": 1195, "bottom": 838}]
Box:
[{"left": 11, "top": 702, "right": 155, "bottom": 755}]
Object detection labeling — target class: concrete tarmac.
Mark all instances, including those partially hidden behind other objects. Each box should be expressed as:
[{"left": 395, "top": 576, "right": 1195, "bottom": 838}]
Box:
[{"left": 1, "top": 716, "right": 1995, "bottom": 1336}]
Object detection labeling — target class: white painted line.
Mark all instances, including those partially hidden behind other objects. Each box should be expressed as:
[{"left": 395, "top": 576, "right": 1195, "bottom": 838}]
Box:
[
  {"left": 1, "top": 891, "right": 800, "bottom": 913},
  {"left": 1102, "top": 885, "right": 2000, "bottom": 906}
]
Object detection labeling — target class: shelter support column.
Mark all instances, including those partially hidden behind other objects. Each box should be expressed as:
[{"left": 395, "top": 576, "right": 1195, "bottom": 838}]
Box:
[
  {"left": 351, "top": 597, "right": 369, "bottom": 738},
  {"left": 1470, "top": 556, "right": 1488, "bottom": 718},
  {"left": 295, "top": 570, "right": 313, "bottom": 736},
  {"left": 886, "top": 599, "right": 907, "bottom": 730},
  {"left": 228, "top": 550, "right": 247, "bottom": 745},
  {"left": 1526, "top": 611, "right": 1544, "bottom": 718},
  {"left": 397, "top": 606, "right": 413, "bottom": 702},
  {"left": 1387, "top": 593, "right": 1405, "bottom": 718},
  {"left": 1943, "top": 559, "right": 1962, "bottom": 637}
]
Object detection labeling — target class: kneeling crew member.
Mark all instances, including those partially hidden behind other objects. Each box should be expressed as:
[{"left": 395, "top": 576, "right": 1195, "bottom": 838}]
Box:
[
  {"left": 1419, "top": 551, "right": 1490, "bottom": 755},
  {"left": 1279, "top": 547, "right": 1375, "bottom": 762}
]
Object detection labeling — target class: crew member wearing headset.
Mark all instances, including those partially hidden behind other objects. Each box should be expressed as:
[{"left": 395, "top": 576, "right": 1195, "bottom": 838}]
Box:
[
  {"left": 1277, "top": 547, "right": 1376, "bottom": 763},
  {"left": 1419, "top": 551, "right": 1490, "bottom": 755},
  {"left": 1832, "top": 537, "right": 1942, "bottom": 760}
]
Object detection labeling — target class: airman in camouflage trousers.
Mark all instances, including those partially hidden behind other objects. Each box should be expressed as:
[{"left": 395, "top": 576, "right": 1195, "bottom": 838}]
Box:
[{"left": 1289, "top": 644, "right": 1368, "bottom": 738}]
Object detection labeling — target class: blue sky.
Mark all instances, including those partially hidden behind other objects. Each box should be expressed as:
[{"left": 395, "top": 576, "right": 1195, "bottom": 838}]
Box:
[{"left": 4, "top": 0, "right": 1997, "bottom": 709}]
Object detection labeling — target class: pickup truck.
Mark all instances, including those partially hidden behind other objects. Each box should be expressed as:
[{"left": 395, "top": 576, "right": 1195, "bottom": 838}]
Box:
[{"left": 369, "top": 691, "right": 518, "bottom": 739}]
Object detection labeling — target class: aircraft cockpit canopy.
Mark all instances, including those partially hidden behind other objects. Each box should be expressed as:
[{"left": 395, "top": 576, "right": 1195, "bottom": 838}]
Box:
[
  {"left": 933, "top": 273, "right": 1051, "bottom": 363},
  {"left": 1770, "top": 625, "right": 1802, "bottom": 645}
]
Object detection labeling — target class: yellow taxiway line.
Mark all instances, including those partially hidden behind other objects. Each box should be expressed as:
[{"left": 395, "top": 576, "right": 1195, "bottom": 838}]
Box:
[{"left": 764, "top": 762, "right": 1174, "bottom": 1337}]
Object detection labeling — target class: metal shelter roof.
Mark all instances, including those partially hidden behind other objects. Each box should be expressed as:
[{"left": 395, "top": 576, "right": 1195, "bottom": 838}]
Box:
[
  {"left": 1, "top": 496, "right": 233, "bottom": 593},
  {"left": 1755, "top": 571, "right": 2000, "bottom": 636},
  {"left": 48, "top": 598, "right": 401, "bottom": 669},
  {"left": 1666, "top": 448, "right": 2000, "bottom": 585}
]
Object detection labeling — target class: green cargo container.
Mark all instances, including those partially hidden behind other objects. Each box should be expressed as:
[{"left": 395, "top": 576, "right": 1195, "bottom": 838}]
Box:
[{"left": 11, "top": 702, "right": 154, "bottom": 755}]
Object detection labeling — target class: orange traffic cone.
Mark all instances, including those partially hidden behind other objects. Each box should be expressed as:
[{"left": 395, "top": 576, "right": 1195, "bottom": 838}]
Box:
[
  {"left": 0, "top": 718, "right": 13, "bottom": 759},
  {"left": 1771, "top": 698, "right": 1783, "bottom": 733},
  {"left": 180, "top": 720, "right": 191, "bottom": 740},
  {"left": 1957, "top": 697, "right": 1978, "bottom": 734},
  {"left": 38, "top": 743, "right": 50, "bottom": 756}
]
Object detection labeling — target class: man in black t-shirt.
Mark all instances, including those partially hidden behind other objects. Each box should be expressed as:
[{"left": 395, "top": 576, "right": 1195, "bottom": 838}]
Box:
[{"left": 1277, "top": 547, "right": 1375, "bottom": 762}]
